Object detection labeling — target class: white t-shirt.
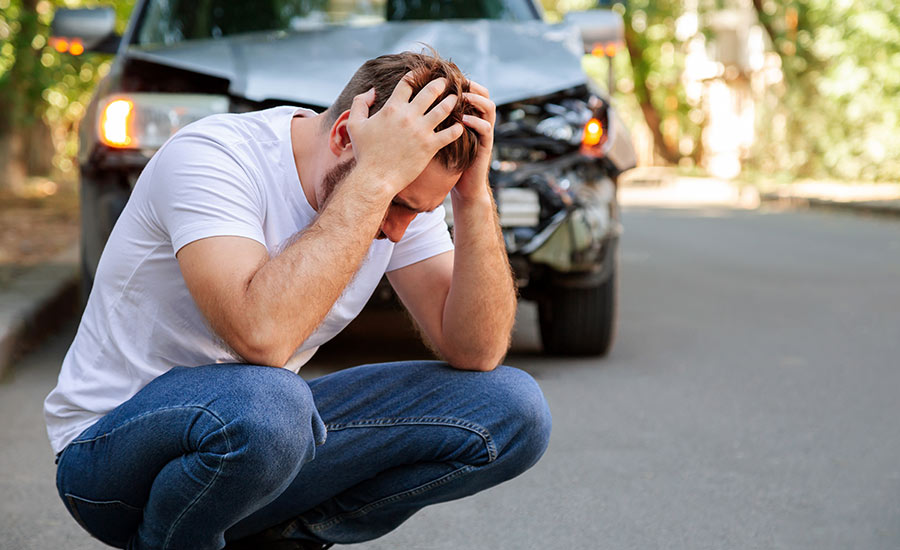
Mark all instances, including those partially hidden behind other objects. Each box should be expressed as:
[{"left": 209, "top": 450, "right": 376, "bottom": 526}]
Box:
[{"left": 44, "top": 106, "right": 454, "bottom": 455}]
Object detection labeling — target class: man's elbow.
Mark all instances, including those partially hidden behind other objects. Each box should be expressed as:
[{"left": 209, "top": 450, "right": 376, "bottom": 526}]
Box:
[
  {"left": 443, "top": 345, "right": 507, "bottom": 372},
  {"left": 229, "top": 329, "right": 295, "bottom": 368}
]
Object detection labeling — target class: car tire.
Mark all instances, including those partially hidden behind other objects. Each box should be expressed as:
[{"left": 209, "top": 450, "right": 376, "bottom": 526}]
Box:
[{"left": 538, "top": 266, "right": 616, "bottom": 356}]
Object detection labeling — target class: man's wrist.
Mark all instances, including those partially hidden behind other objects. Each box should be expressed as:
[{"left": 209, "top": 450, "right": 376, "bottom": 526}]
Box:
[
  {"left": 450, "top": 180, "right": 493, "bottom": 209},
  {"left": 345, "top": 161, "right": 400, "bottom": 206}
]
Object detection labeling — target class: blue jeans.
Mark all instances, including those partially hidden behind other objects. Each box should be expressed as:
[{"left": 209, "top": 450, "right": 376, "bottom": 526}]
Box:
[{"left": 55, "top": 361, "right": 552, "bottom": 549}]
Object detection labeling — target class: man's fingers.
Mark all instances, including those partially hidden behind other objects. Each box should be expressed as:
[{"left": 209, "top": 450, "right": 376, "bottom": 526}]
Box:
[
  {"left": 433, "top": 122, "right": 465, "bottom": 149},
  {"left": 463, "top": 92, "right": 496, "bottom": 124},
  {"left": 348, "top": 88, "right": 376, "bottom": 125},
  {"left": 386, "top": 71, "right": 415, "bottom": 105},
  {"left": 424, "top": 94, "right": 458, "bottom": 129},
  {"left": 462, "top": 114, "right": 493, "bottom": 144},
  {"left": 466, "top": 79, "right": 490, "bottom": 99},
  {"left": 410, "top": 77, "right": 449, "bottom": 114}
]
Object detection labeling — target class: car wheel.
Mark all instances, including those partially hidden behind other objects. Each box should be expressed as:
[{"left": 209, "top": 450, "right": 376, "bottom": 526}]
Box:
[{"left": 538, "top": 265, "right": 616, "bottom": 356}]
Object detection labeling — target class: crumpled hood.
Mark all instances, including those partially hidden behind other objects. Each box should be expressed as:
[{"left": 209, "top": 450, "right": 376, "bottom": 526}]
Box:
[{"left": 126, "top": 20, "right": 588, "bottom": 108}]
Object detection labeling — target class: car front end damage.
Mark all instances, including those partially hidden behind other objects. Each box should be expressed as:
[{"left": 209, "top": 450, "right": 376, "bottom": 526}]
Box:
[
  {"left": 478, "top": 86, "right": 632, "bottom": 288},
  {"left": 57, "top": 2, "right": 637, "bottom": 356},
  {"left": 481, "top": 85, "right": 636, "bottom": 355}
]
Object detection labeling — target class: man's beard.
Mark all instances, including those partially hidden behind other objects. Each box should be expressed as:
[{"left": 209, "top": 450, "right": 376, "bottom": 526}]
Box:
[
  {"left": 320, "top": 157, "right": 388, "bottom": 240},
  {"left": 320, "top": 157, "right": 356, "bottom": 207}
]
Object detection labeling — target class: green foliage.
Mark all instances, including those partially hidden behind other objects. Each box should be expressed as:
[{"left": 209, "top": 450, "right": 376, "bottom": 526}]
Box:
[
  {"left": 751, "top": 0, "right": 900, "bottom": 181},
  {"left": 0, "top": 0, "right": 134, "bottom": 178},
  {"left": 544, "top": 0, "right": 700, "bottom": 163},
  {"left": 2, "top": 0, "right": 898, "bottom": 182},
  {"left": 619, "top": 0, "right": 699, "bottom": 162}
]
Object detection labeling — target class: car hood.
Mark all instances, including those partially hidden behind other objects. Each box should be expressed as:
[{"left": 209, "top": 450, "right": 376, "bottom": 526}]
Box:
[{"left": 126, "top": 20, "right": 587, "bottom": 108}]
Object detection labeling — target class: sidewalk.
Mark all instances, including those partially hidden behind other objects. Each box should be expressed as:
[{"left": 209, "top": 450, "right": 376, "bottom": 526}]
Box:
[
  {"left": 0, "top": 244, "right": 79, "bottom": 379},
  {"left": 760, "top": 180, "right": 900, "bottom": 217},
  {"left": 619, "top": 167, "right": 900, "bottom": 217}
]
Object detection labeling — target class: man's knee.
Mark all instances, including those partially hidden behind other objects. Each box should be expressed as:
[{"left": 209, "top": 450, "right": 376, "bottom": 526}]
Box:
[
  {"left": 220, "top": 366, "right": 326, "bottom": 480},
  {"left": 481, "top": 366, "right": 552, "bottom": 470}
]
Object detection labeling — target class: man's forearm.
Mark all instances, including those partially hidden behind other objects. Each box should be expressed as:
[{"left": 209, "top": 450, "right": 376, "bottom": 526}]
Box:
[
  {"left": 240, "top": 171, "right": 393, "bottom": 366},
  {"left": 441, "top": 186, "right": 517, "bottom": 371}
]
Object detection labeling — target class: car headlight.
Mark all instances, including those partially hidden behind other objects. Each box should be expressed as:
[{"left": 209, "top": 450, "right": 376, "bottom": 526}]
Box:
[{"left": 98, "top": 93, "right": 229, "bottom": 150}]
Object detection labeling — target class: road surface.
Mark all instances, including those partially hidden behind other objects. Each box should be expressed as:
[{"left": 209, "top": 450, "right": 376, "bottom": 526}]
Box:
[{"left": 2, "top": 204, "right": 899, "bottom": 549}]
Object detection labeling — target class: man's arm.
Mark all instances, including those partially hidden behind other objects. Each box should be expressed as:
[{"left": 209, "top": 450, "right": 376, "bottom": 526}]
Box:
[
  {"left": 388, "top": 82, "right": 516, "bottom": 372},
  {"left": 177, "top": 79, "right": 464, "bottom": 367}
]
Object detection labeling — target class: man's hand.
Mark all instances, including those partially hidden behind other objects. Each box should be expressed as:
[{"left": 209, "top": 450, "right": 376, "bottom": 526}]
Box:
[
  {"left": 347, "top": 75, "right": 465, "bottom": 195},
  {"left": 177, "top": 77, "right": 465, "bottom": 368},
  {"left": 389, "top": 80, "right": 516, "bottom": 372},
  {"left": 454, "top": 80, "right": 496, "bottom": 201}
]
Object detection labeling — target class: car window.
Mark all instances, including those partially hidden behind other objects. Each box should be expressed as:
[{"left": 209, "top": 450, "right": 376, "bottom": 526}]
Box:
[{"left": 136, "top": 0, "right": 538, "bottom": 46}]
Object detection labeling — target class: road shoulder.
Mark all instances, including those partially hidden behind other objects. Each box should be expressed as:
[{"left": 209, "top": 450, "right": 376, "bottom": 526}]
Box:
[{"left": 0, "top": 244, "right": 79, "bottom": 379}]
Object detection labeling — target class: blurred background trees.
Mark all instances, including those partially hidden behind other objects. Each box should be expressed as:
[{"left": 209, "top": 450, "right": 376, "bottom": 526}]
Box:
[
  {"left": 1, "top": 0, "right": 898, "bottom": 194},
  {"left": 0, "top": 0, "right": 132, "bottom": 195},
  {"left": 750, "top": 0, "right": 900, "bottom": 182},
  {"left": 546, "top": 0, "right": 900, "bottom": 182}
]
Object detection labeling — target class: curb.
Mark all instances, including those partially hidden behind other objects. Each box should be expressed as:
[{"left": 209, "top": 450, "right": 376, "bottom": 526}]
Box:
[
  {"left": 0, "top": 244, "right": 80, "bottom": 380},
  {"left": 620, "top": 177, "right": 761, "bottom": 209},
  {"left": 760, "top": 194, "right": 900, "bottom": 219}
]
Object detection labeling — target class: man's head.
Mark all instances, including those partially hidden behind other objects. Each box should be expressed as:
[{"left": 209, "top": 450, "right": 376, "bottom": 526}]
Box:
[
  {"left": 316, "top": 50, "right": 482, "bottom": 242},
  {"left": 324, "top": 50, "right": 480, "bottom": 173}
]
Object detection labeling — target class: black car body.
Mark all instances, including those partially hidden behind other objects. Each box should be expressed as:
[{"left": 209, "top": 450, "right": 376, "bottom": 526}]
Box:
[{"left": 52, "top": 0, "right": 636, "bottom": 356}]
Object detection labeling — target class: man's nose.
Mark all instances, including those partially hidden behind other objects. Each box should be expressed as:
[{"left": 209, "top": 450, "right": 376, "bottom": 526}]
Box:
[{"left": 381, "top": 213, "right": 416, "bottom": 243}]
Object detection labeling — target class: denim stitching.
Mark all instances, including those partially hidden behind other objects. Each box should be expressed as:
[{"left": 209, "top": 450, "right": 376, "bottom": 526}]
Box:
[
  {"left": 162, "top": 411, "right": 232, "bottom": 549},
  {"left": 67, "top": 405, "right": 228, "bottom": 447},
  {"left": 64, "top": 405, "right": 233, "bottom": 550},
  {"left": 64, "top": 493, "right": 142, "bottom": 511},
  {"left": 324, "top": 416, "right": 497, "bottom": 462},
  {"left": 64, "top": 493, "right": 142, "bottom": 547},
  {"left": 302, "top": 464, "right": 476, "bottom": 532}
]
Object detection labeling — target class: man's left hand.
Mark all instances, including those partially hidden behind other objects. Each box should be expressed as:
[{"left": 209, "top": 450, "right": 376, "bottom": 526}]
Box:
[{"left": 453, "top": 80, "right": 496, "bottom": 202}]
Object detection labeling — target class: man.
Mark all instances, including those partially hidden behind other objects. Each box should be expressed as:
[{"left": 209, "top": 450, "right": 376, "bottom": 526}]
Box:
[{"left": 45, "top": 51, "right": 552, "bottom": 550}]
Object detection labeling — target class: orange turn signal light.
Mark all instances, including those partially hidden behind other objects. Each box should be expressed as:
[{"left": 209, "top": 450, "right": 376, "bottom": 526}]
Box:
[
  {"left": 49, "top": 37, "right": 85, "bottom": 55},
  {"left": 591, "top": 42, "right": 621, "bottom": 58},
  {"left": 52, "top": 38, "right": 69, "bottom": 53},
  {"left": 99, "top": 99, "right": 135, "bottom": 148},
  {"left": 582, "top": 118, "right": 604, "bottom": 147}
]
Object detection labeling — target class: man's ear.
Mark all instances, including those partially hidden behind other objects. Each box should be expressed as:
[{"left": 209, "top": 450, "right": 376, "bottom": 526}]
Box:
[{"left": 328, "top": 110, "right": 353, "bottom": 157}]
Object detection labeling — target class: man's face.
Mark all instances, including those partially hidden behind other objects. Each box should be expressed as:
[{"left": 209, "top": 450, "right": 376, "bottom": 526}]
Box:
[{"left": 320, "top": 158, "right": 461, "bottom": 243}]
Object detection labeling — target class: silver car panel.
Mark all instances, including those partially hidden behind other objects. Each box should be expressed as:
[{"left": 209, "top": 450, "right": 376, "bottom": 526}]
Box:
[{"left": 126, "top": 20, "right": 587, "bottom": 108}]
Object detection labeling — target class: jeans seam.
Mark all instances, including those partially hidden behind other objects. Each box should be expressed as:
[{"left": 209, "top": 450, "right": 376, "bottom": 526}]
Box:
[
  {"left": 301, "top": 464, "right": 476, "bottom": 532},
  {"left": 66, "top": 405, "right": 228, "bottom": 447},
  {"left": 62, "top": 405, "right": 233, "bottom": 550},
  {"left": 324, "top": 416, "right": 497, "bottom": 462},
  {"left": 161, "top": 410, "right": 233, "bottom": 550}
]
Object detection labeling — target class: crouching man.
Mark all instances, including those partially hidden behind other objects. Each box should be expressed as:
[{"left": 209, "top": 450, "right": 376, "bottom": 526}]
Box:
[{"left": 45, "top": 51, "right": 551, "bottom": 550}]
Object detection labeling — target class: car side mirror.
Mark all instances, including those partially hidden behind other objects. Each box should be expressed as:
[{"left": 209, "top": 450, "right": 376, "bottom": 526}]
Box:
[
  {"left": 50, "top": 7, "right": 120, "bottom": 55},
  {"left": 563, "top": 9, "right": 625, "bottom": 55}
]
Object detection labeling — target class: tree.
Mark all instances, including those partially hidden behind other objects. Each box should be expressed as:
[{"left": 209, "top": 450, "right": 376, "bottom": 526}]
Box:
[
  {"left": 0, "top": 0, "right": 134, "bottom": 193},
  {"left": 750, "top": 0, "right": 900, "bottom": 181},
  {"left": 0, "top": 0, "right": 49, "bottom": 192}
]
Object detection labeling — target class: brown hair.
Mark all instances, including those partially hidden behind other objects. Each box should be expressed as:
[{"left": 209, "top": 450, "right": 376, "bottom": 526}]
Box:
[{"left": 324, "top": 49, "right": 479, "bottom": 174}]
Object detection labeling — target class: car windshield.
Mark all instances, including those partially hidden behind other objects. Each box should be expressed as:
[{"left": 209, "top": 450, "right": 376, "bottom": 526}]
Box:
[{"left": 136, "top": 0, "right": 539, "bottom": 46}]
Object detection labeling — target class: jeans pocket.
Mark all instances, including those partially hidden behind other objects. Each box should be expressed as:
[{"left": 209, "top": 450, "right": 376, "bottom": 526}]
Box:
[{"left": 64, "top": 493, "right": 143, "bottom": 548}]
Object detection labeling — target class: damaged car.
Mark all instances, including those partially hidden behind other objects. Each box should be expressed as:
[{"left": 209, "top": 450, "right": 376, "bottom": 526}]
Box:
[{"left": 51, "top": 0, "right": 636, "bottom": 356}]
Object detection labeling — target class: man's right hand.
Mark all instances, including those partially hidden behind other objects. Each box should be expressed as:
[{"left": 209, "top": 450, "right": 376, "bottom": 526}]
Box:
[{"left": 346, "top": 75, "right": 464, "bottom": 195}]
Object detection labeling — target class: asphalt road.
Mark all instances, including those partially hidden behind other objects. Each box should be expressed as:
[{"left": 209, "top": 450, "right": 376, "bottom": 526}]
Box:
[{"left": 2, "top": 205, "right": 899, "bottom": 550}]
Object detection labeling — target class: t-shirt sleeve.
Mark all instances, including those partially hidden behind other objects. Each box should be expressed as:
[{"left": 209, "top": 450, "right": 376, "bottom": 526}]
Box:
[
  {"left": 146, "top": 134, "right": 266, "bottom": 255},
  {"left": 386, "top": 205, "right": 454, "bottom": 272}
]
